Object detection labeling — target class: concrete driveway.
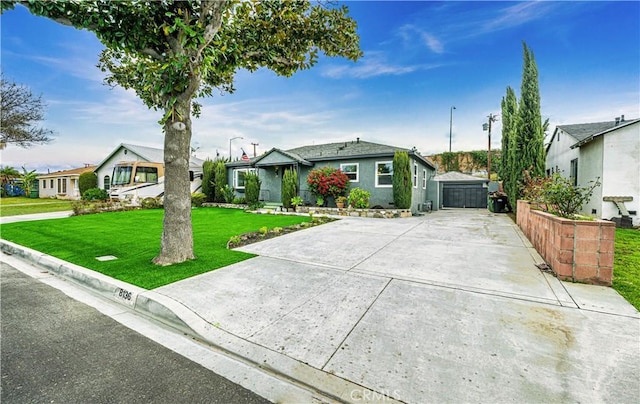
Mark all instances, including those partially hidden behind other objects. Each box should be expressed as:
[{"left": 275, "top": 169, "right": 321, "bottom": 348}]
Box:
[{"left": 155, "top": 209, "right": 640, "bottom": 403}]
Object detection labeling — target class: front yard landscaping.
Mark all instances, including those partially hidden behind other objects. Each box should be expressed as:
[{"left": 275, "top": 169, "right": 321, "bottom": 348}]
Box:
[
  {"left": 0, "top": 208, "right": 312, "bottom": 289},
  {"left": 613, "top": 228, "right": 640, "bottom": 311},
  {"left": 0, "top": 197, "right": 74, "bottom": 217}
]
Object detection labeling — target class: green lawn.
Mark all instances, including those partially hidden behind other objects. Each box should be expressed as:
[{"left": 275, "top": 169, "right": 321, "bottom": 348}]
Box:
[
  {"left": 0, "top": 196, "right": 74, "bottom": 217},
  {"left": 0, "top": 208, "right": 311, "bottom": 289},
  {"left": 613, "top": 228, "right": 640, "bottom": 311}
]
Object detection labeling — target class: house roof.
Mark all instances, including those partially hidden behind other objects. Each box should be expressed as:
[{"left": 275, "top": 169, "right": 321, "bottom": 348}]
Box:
[
  {"left": 227, "top": 139, "right": 436, "bottom": 170},
  {"left": 38, "top": 165, "right": 97, "bottom": 179},
  {"left": 556, "top": 121, "right": 620, "bottom": 143},
  {"left": 570, "top": 118, "right": 639, "bottom": 149},
  {"left": 286, "top": 140, "right": 436, "bottom": 169},
  {"left": 433, "top": 171, "right": 489, "bottom": 182}
]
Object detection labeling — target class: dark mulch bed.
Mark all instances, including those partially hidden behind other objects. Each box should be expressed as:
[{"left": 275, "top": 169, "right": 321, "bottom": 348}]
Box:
[{"left": 226, "top": 216, "right": 336, "bottom": 249}]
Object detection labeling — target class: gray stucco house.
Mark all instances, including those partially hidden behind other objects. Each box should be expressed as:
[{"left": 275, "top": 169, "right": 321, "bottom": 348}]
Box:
[{"left": 226, "top": 139, "right": 438, "bottom": 213}]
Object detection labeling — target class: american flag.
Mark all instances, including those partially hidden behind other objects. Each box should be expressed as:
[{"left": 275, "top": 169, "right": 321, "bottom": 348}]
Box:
[{"left": 241, "top": 148, "right": 250, "bottom": 161}]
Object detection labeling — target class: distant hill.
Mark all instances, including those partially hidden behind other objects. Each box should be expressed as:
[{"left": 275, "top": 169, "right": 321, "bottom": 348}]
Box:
[{"left": 428, "top": 150, "right": 502, "bottom": 175}]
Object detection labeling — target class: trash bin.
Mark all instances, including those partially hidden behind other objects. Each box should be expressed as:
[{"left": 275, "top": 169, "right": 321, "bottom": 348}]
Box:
[{"left": 493, "top": 197, "right": 505, "bottom": 213}]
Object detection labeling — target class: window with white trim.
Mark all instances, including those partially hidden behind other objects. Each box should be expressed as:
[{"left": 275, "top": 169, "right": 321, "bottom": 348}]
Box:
[
  {"left": 340, "top": 163, "right": 359, "bottom": 182},
  {"left": 413, "top": 163, "right": 418, "bottom": 188},
  {"left": 375, "top": 161, "right": 393, "bottom": 187},
  {"left": 234, "top": 168, "right": 256, "bottom": 189},
  {"left": 422, "top": 169, "right": 427, "bottom": 189}
]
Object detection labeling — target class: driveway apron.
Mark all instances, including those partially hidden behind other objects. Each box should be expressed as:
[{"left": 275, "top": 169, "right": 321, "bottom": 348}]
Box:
[{"left": 155, "top": 209, "right": 639, "bottom": 403}]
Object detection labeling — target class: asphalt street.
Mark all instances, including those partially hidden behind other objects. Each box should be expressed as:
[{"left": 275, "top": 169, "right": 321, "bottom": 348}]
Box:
[{"left": 0, "top": 263, "right": 269, "bottom": 404}]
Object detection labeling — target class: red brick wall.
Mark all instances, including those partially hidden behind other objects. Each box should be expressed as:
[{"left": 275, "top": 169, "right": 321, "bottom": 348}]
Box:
[{"left": 516, "top": 200, "right": 615, "bottom": 286}]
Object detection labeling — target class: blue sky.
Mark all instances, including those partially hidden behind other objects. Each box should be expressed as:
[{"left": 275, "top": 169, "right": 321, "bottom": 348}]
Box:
[{"left": 1, "top": 1, "right": 639, "bottom": 172}]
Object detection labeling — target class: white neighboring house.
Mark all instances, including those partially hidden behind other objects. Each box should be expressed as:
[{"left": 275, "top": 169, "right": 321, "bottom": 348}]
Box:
[
  {"left": 38, "top": 165, "right": 97, "bottom": 200},
  {"left": 546, "top": 116, "right": 640, "bottom": 226},
  {"left": 94, "top": 143, "right": 204, "bottom": 204},
  {"left": 95, "top": 143, "right": 165, "bottom": 191}
]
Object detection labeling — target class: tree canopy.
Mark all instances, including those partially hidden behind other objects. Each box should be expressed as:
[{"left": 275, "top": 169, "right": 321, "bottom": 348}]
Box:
[
  {"left": 1, "top": 0, "right": 362, "bottom": 265},
  {"left": 0, "top": 74, "right": 54, "bottom": 149}
]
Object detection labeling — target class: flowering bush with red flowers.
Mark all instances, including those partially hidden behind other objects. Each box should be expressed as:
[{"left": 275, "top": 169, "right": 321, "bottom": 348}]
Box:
[{"left": 307, "top": 167, "right": 350, "bottom": 199}]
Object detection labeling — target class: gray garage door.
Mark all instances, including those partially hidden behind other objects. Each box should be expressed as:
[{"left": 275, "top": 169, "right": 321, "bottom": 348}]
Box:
[{"left": 442, "top": 183, "right": 487, "bottom": 208}]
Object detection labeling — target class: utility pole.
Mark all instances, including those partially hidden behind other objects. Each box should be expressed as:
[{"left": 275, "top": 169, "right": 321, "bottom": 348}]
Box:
[
  {"left": 449, "top": 106, "right": 456, "bottom": 153},
  {"left": 483, "top": 113, "right": 498, "bottom": 180},
  {"left": 251, "top": 142, "right": 259, "bottom": 157}
]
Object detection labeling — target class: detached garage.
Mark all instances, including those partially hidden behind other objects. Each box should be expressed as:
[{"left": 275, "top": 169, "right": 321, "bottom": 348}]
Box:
[{"left": 433, "top": 172, "right": 489, "bottom": 209}]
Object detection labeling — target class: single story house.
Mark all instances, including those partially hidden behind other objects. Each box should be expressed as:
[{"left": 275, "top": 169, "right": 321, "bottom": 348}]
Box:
[
  {"left": 432, "top": 171, "right": 489, "bottom": 209},
  {"left": 546, "top": 116, "right": 639, "bottom": 226},
  {"left": 94, "top": 143, "right": 204, "bottom": 191},
  {"left": 37, "top": 165, "right": 97, "bottom": 200},
  {"left": 226, "top": 139, "right": 438, "bottom": 213}
]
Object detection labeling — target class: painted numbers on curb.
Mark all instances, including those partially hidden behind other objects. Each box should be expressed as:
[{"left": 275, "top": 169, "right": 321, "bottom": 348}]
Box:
[{"left": 114, "top": 287, "right": 137, "bottom": 307}]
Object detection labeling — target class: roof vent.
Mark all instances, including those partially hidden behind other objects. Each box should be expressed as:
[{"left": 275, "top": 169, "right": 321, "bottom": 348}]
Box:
[
  {"left": 615, "top": 117, "right": 620, "bottom": 125},
  {"left": 357, "top": 137, "right": 360, "bottom": 143},
  {"left": 621, "top": 114, "right": 625, "bottom": 122}
]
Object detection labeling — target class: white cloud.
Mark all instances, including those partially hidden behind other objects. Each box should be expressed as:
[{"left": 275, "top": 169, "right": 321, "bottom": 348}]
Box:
[
  {"left": 322, "top": 52, "right": 419, "bottom": 79},
  {"left": 398, "top": 24, "right": 444, "bottom": 54}
]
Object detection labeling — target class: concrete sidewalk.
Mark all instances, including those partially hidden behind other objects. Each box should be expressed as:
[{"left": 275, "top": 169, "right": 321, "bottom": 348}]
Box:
[{"left": 2, "top": 209, "right": 639, "bottom": 403}]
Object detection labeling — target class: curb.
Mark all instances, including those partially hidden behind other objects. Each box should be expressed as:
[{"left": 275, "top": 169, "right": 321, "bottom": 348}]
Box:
[{"left": 0, "top": 239, "right": 402, "bottom": 404}]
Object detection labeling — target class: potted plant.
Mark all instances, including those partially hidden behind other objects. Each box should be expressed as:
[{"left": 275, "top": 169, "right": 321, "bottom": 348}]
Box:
[{"left": 336, "top": 196, "right": 347, "bottom": 208}]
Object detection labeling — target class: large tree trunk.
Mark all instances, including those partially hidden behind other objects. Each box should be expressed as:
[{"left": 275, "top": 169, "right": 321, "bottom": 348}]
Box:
[{"left": 152, "top": 99, "right": 195, "bottom": 266}]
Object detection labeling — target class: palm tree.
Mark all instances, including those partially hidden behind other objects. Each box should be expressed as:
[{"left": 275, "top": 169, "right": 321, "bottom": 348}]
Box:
[{"left": 0, "top": 166, "right": 20, "bottom": 197}]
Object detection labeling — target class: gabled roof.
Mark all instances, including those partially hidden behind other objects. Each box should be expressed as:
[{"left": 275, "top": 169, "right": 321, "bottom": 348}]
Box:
[
  {"left": 570, "top": 118, "right": 639, "bottom": 149},
  {"left": 38, "top": 165, "right": 97, "bottom": 179},
  {"left": 556, "top": 121, "right": 619, "bottom": 143},
  {"left": 252, "top": 147, "right": 313, "bottom": 166},
  {"left": 433, "top": 171, "right": 488, "bottom": 182}
]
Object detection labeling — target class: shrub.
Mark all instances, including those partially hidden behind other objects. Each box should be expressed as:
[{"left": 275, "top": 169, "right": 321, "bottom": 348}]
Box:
[
  {"left": 221, "top": 184, "right": 235, "bottom": 203},
  {"left": 307, "top": 167, "right": 349, "bottom": 199},
  {"left": 191, "top": 192, "right": 206, "bottom": 207},
  {"left": 348, "top": 188, "right": 370, "bottom": 209},
  {"left": 244, "top": 172, "right": 261, "bottom": 205},
  {"left": 140, "top": 197, "right": 163, "bottom": 209},
  {"left": 214, "top": 160, "right": 227, "bottom": 203},
  {"left": 281, "top": 168, "right": 298, "bottom": 209},
  {"left": 291, "top": 196, "right": 303, "bottom": 208},
  {"left": 232, "top": 197, "right": 246, "bottom": 205},
  {"left": 392, "top": 151, "right": 412, "bottom": 209},
  {"left": 79, "top": 171, "right": 97, "bottom": 195},
  {"left": 521, "top": 171, "right": 601, "bottom": 219},
  {"left": 202, "top": 159, "right": 215, "bottom": 202},
  {"left": 542, "top": 174, "right": 600, "bottom": 219},
  {"left": 82, "top": 188, "right": 109, "bottom": 201}
]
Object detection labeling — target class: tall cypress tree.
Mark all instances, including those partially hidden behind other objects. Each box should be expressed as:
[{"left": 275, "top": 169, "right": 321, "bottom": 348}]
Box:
[
  {"left": 392, "top": 151, "right": 412, "bottom": 209},
  {"left": 506, "top": 42, "right": 546, "bottom": 211},
  {"left": 517, "top": 43, "right": 545, "bottom": 178},
  {"left": 502, "top": 86, "right": 519, "bottom": 207},
  {"left": 500, "top": 86, "right": 517, "bottom": 181}
]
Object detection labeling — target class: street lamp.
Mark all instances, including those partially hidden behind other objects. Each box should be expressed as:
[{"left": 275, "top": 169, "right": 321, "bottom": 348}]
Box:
[
  {"left": 483, "top": 114, "right": 498, "bottom": 180},
  {"left": 449, "top": 106, "right": 456, "bottom": 153},
  {"left": 229, "top": 136, "right": 243, "bottom": 159}
]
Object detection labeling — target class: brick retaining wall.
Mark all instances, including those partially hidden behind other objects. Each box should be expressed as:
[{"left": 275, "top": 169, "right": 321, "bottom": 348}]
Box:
[{"left": 516, "top": 200, "right": 615, "bottom": 286}]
